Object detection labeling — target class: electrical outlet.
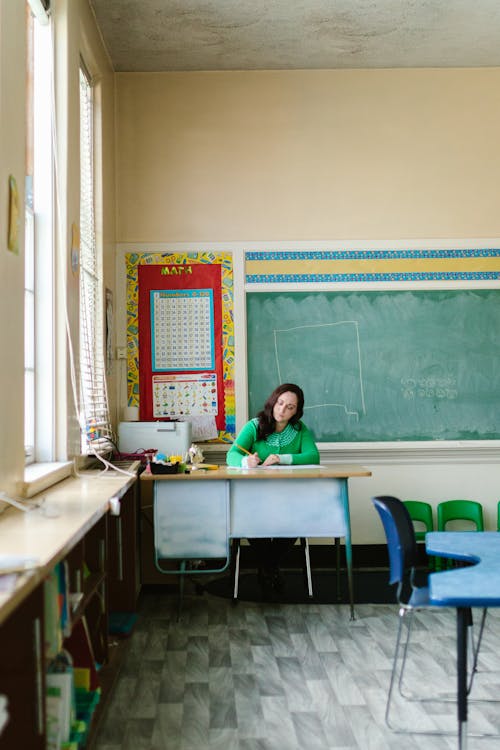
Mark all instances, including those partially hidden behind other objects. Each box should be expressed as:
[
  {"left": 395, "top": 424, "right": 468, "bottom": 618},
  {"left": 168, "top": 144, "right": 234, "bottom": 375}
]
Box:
[{"left": 116, "top": 346, "right": 127, "bottom": 360}]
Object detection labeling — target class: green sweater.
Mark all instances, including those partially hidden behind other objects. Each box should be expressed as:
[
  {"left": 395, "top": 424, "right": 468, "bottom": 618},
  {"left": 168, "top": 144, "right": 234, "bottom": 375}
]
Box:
[{"left": 226, "top": 418, "right": 320, "bottom": 467}]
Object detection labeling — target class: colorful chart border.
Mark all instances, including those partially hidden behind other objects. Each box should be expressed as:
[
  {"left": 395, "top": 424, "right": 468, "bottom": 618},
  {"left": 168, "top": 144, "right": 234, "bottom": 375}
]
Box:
[{"left": 125, "top": 252, "right": 235, "bottom": 442}]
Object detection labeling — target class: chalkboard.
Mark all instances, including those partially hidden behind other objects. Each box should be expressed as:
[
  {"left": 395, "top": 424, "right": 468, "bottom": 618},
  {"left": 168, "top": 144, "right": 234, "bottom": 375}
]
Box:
[{"left": 246, "top": 289, "right": 500, "bottom": 442}]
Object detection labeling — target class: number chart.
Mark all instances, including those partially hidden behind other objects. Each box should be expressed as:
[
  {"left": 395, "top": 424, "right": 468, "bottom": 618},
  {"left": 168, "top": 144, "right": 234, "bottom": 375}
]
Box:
[{"left": 150, "top": 289, "right": 215, "bottom": 371}]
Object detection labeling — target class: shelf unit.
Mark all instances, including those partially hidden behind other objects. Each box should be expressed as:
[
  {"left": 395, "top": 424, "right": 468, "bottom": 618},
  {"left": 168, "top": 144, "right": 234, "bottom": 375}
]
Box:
[
  {"left": 0, "top": 468, "right": 140, "bottom": 749},
  {"left": 0, "top": 585, "right": 45, "bottom": 749}
]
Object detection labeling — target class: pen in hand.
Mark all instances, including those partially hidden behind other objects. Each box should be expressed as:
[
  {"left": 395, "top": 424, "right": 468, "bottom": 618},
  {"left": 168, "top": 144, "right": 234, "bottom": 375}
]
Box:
[
  {"left": 235, "top": 443, "right": 261, "bottom": 465},
  {"left": 235, "top": 443, "right": 252, "bottom": 456}
]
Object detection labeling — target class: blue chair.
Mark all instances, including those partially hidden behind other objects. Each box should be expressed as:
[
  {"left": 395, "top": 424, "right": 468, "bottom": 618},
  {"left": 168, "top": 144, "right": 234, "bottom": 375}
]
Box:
[{"left": 372, "top": 495, "right": 487, "bottom": 734}]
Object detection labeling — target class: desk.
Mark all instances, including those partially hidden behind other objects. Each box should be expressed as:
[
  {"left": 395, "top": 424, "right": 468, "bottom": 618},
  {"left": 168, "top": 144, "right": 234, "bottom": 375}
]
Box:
[
  {"left": 141, "top": 464, "right": 371, "bottom": 619},
  {"left": 426, "top": 532, "right": 500, "bottom": 749}
]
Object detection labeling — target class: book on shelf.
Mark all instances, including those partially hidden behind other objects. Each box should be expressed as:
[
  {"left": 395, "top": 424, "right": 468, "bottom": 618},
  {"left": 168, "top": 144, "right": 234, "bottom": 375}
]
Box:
[{"left": 64, "top": 617, "right": 100, "bottom": 692}]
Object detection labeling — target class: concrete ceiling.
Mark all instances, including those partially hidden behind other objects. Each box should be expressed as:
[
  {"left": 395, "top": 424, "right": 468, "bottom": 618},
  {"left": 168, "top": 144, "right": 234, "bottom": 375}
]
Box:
[{"left": 89, "top": 0, "right": 500, "bottom": 73}]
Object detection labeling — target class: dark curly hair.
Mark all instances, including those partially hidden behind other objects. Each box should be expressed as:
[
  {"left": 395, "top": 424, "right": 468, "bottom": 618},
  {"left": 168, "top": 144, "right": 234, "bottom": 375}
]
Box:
[{"left": 256, "top": 383, "right": 304, "bottom": 440}]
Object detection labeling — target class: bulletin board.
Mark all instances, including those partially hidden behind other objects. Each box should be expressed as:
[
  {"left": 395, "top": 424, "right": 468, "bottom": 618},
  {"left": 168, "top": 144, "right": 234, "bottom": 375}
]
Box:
[{"left": 125, "top": 252, "right": 235, "bottom": 442}]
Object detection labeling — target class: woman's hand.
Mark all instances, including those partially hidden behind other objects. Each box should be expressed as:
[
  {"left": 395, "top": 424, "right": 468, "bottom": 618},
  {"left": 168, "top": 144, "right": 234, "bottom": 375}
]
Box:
[
  {"left": 246, "top": 452, "right": 261, "bottom": 468},
  {"left": 262, "top": 454, "right": 280, "bottom": 466}
]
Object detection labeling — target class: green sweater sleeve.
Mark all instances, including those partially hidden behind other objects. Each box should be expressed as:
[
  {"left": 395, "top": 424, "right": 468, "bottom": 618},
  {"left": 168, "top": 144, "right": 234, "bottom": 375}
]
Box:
[
  {"left": 289, "top": 422, "right": 320, "bottom": 465},
  {"left": 226, "top": 420, "right": 258, "bottom": 466}
]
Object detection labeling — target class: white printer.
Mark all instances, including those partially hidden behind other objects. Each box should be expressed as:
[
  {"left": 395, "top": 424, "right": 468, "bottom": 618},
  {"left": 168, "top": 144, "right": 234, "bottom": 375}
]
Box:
[{"left": 118, "top": 421, "right": 192, "bottom": 456}]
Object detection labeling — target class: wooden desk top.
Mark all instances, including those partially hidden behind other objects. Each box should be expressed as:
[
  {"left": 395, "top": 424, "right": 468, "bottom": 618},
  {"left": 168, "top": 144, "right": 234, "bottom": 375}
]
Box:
[{"left": 141, "top": 464, "right": 372, "bottom": 481}]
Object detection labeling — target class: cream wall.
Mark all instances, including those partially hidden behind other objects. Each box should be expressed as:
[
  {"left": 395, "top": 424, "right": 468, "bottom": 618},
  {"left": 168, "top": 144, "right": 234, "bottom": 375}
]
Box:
[
  {"left": 0, "top": 1, "right": 26, "bottom": 493},
  {"left": 114, "top": 68, "right": 500, "bottom": 544},
  {"left": 0, "top": 0, "right": 115, "bottom": 498},
  {"left": 115, "top": 69, "right": 500, "bottom": 242}
]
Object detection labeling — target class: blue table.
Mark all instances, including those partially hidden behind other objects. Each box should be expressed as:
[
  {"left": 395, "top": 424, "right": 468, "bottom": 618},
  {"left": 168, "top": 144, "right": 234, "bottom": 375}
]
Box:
[
  {"left": 426, "top": 532, "right": 500, "bottom": 749},
  {"left": 142, "top": 464, "right": 371, "bottom": 619}
]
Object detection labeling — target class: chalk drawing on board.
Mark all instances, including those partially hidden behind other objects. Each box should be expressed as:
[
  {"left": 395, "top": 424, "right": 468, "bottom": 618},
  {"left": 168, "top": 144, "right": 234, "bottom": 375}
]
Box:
[
  {"left": 401, "top": 375, "right": 458, "bottom": 401},
  {"left": 273, "top": 321, "right": 366, "bottom": 421}
]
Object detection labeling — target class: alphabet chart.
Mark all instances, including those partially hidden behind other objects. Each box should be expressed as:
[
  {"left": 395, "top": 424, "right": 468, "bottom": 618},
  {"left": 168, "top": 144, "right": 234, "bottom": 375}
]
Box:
[
  {"left": 150, "top": 289, "right": 215, "bottom": 371},
  {"left": 152, "top": 373, "right": 218, "bottom": 418}
]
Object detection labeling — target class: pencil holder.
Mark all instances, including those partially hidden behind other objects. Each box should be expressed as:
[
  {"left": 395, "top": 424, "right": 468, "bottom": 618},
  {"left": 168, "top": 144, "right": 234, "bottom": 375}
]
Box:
[{"left": 150, "top": 462, "right": 179, "bottom": 475}]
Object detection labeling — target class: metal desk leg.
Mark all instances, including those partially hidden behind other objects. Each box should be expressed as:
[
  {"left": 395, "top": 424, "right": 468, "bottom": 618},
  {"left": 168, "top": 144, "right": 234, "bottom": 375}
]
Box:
[
  {"left": 340, "top": 480, "right": 355, "bottom": 621},
  {"left": 233, "top": 542, "right": 241, "bottom": 600},
  {"left": 457, "top": 607, "right": 469, "bottom": 750},
  {"left": 335, "top": 537, "right": 341, "bottom": 601},
  {"left": 304, "top": 538, "right": 313, "bottom": 597},
  {"left": 177, "top": 560, "right": 186, "bottom": 621}
]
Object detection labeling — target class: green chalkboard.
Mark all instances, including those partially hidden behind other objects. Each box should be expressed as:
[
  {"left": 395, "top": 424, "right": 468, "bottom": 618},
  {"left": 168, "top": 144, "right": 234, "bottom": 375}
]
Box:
[{"left": 246, "top": 289, "right": 500, "bottom": 442}]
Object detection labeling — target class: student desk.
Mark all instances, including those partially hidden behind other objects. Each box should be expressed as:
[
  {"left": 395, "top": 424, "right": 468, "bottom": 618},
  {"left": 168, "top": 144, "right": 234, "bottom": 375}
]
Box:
[
  {"left": 426, "top": 532, "right": 500, "bottom": 749},
  {"left": 141, "top": 464, "right": 371, "bottom": 619}
]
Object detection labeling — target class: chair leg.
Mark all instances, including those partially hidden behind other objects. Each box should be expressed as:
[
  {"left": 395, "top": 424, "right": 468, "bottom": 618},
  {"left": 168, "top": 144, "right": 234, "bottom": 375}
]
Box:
[
  {"left": 396, "top": 607, "right": 416, "bottom": 701},
  {"left": 335, "top": 537, "right": 341, "bottom": 602},
  {"left": 303, "top": 538, "right": 313, "bottom": 597},
  {"left": 232, "top": 541, "right": 241, "bottom": 600},
  {"left": 385, "top": 602, "right": 498, "bottom": 737},
  {"left": 386, "top": 608, "right": 473, "bottom": 737},
  {"left": 385, "top": 607, "right": 408, "bottom": 730},
  {"left": 468, "top": 608, "right": 488, "bottom": 695},
  {"left": 176, "top": 560, "right": 186, "bottom": 621},
  {"left": 398, "top": 606, "right": 474, "bottom": 702}
]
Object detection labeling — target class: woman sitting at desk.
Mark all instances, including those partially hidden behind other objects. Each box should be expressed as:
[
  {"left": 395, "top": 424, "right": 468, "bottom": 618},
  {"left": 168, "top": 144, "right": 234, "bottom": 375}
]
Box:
[{"left": 226, "top": 383, "right": 320, "bottom": 591}]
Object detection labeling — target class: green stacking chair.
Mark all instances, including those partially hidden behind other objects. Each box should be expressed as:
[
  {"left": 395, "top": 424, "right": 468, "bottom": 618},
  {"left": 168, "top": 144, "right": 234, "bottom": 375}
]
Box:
[
  {"left": 437, "top": 500, "right": 484, "bottom": 570},
  {"left": 403, "top": 500, "right": 435, "bottom": 570}
]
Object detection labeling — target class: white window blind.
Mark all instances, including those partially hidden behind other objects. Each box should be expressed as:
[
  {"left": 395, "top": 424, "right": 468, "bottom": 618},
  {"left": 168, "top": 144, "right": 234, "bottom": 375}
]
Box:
[{"left": 79, "top": 65, "right": 113, "bottom": 454}]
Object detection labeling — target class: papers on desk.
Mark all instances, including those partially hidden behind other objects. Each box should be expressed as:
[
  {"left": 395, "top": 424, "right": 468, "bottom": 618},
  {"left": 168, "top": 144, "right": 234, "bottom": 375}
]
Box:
[{"left": 230, "top": 464, "right": 326, "bottom": 470}]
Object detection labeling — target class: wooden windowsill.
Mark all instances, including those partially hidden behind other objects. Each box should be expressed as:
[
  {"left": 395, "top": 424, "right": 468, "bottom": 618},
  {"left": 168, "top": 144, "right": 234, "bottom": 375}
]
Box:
[{"left": 19, "top": 461, "right": 74, "bottom": 498}]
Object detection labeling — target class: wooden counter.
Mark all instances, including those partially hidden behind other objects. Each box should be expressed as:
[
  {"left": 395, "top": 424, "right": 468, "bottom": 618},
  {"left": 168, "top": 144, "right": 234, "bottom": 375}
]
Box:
[
  {"left": 0, "top": 464, "right": 140, "bottom": 749},
  {"left": 0, "top": 465, "right": 138, "bottom": 626}
]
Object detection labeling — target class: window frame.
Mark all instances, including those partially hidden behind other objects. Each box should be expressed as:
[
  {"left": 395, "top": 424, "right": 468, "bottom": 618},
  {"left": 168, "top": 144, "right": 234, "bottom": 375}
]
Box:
[
  {"left": 24, "top": 4, "right": 55, "bottom": 465},
  {"left": 79, "top": 61, "right": 113, "bottom": 456}
]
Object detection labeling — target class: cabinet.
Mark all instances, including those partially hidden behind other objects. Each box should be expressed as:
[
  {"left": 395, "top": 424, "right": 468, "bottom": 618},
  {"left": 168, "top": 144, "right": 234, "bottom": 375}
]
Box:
[
  {"left": 107, "top": 481, "right": 140, "bottom": 611},
  {"left": 0, "top": 467, "right": 139, "bottom": 749},
  {"left": 0, "top": 585, "right": 45, "bottom": 749},
  {"left": 65, "top": 515, "right": 109, "bottom": 667}
]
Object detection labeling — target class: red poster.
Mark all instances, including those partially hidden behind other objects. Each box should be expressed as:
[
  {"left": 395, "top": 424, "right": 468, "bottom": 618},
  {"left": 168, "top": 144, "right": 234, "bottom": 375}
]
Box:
[{"left": 137, "top": 263, "right": 225, "bottom": 430}]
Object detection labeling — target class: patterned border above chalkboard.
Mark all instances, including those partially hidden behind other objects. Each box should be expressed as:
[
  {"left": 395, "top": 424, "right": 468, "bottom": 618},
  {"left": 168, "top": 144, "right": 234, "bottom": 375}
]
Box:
[{"left": 245, "top": 248, "right": 500, "bottom": 283}]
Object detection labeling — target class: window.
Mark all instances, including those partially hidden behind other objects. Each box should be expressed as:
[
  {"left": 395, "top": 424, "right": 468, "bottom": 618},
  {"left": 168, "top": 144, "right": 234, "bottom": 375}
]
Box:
[
  {"left": 79, "top": 64, "right": 112, "bottom": 454},
  {"left": 25, "top": 2, "right": 55, "bottom": 464}
]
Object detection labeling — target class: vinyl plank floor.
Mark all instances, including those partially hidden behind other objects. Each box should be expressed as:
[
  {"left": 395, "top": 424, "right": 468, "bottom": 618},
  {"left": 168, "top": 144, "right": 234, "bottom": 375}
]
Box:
[{"left": 91, "top": 587, "right": 500, "bottom": 750}]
